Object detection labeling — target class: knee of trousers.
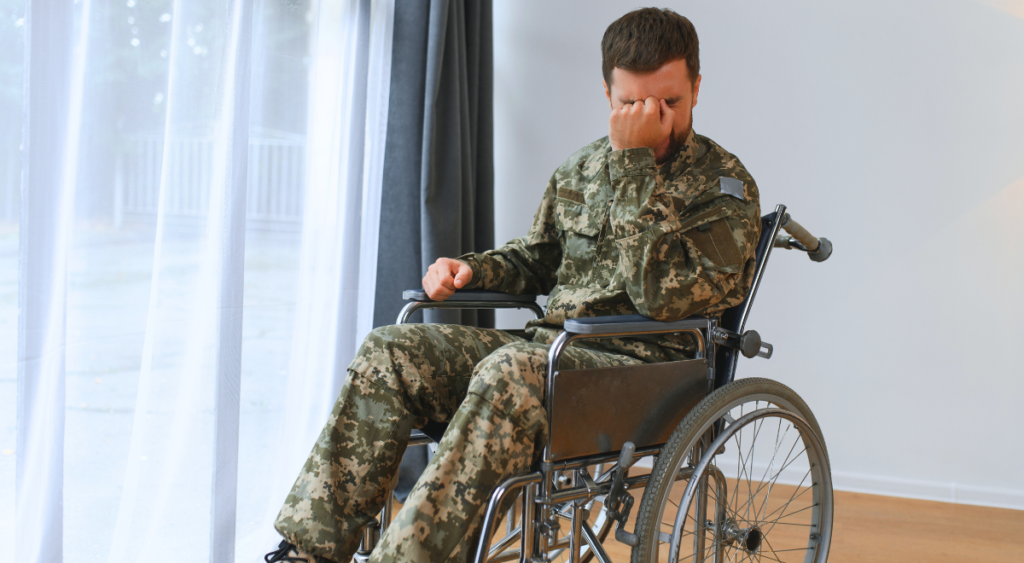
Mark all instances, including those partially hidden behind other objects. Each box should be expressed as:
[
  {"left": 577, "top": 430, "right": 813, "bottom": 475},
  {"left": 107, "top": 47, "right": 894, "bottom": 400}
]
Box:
[
  {"left": 347, "top": 324, "right": 435, "bottom": 387},
  {"left": 467, "top": 342, "right": 548, "bottom": 439},
  {"left": 347, "top": 323, "right": 473, "bottom": 421}
]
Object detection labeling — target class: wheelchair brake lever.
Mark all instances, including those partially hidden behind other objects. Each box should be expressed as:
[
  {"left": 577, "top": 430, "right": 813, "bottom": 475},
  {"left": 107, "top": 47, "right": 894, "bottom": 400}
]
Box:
[
  {"left": 605, "top": 442, "right": 634, "bottom": 513},
  {"left": 605, "top": 442, "right": 640, "bottom": 546},
  {"left": 613, "top": 495, "right": 639, "bottom": 546}
]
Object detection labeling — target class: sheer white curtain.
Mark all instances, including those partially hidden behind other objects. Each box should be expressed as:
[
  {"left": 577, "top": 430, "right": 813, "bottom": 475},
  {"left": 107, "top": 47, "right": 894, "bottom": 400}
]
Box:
[{"left": 3, "top": 0, "right": 394, "bottom": 561}]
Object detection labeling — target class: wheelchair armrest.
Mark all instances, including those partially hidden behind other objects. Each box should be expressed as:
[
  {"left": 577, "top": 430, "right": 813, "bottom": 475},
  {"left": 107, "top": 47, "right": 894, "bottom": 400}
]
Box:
[
  {"left": 563, "top": 314, "right": 709, "bottom": 335},
  {"left": 397, "top": 289, "right": 544, "bottom": 325},
  {"left": 402, "top": 289, "right": 537, "bottom": 303}
]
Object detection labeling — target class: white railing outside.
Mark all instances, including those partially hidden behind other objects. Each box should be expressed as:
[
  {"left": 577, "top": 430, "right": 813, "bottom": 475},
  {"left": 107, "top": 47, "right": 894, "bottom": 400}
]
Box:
[{"left": 119, "top": 133, "right": 306, "bottom": 225}]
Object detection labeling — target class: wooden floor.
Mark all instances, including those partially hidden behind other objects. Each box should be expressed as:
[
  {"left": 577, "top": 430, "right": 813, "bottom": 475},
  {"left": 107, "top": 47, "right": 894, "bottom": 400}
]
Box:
[
  {"left": 593, "top": 487, "right": 1024, "bottom": 563},
  {"left": 393, "top": 486, "right": 1024, "bottom": 562}
]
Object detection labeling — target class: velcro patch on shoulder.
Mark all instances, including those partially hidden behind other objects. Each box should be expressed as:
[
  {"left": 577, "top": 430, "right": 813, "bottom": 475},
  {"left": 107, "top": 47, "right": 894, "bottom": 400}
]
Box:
[{"left": 719, "top": 177, "right": 745, "bottom": 200}]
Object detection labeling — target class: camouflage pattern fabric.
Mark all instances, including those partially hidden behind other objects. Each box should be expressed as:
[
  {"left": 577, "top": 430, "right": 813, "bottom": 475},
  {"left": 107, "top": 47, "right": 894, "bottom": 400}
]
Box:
[
  {"left": 459, "top": 129, "right": 761, "bottom": 362},
  {"left": 275, "top": 323, "right": 642, "bottom": 563}
]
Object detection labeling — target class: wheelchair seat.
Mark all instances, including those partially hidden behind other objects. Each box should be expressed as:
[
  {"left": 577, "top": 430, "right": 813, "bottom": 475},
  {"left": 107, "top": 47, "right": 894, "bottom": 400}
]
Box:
[{"left": 412, "top": 420, "right": 449, "bottom": 444}]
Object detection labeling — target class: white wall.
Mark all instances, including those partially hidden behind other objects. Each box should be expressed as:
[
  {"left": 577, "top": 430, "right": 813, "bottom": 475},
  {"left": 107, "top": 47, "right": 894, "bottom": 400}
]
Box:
[{"left": 492, "top": 0, "right": 1024, "bottom": 509}]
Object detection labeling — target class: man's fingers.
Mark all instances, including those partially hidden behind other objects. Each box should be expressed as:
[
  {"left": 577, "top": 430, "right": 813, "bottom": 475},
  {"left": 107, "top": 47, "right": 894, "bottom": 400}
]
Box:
[
  {"left": 453, "top": 262, "right": 473, "bottom": 288},
  {"left": 423, "top": 262, "right": 453, "bottom": 300},
  {"left": 437, "top": 268, "right": 457, "bottom": 290},
  {"left": 425, "top": 271, "right": 453, "bottom": 300},
  {"left": 659, "top": 98, "right": 674, "bottom": 132}
]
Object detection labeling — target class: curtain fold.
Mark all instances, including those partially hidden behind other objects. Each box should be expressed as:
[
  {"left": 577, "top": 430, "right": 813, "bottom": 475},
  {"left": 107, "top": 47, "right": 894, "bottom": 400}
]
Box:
[
  {"left": 244, "top": 0, "right": 395, "bottom": 559},
  {"left": 373, "top": 0, "right": 494, "bottom": 501},
  {"left": 373, "top": 0, "right": 493, "bottom": 328},
  {"left": 104, "top": 1, "right": 254, "bottom": 560},
  {"left": 16, "top": 0, "right": 85, "bottom": 560}
]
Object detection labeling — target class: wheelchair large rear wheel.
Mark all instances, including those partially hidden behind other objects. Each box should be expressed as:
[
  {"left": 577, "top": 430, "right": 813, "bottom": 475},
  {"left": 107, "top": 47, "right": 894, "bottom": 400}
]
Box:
[{"left": 632, "top": 378, "right": 833, "bottom": 563}]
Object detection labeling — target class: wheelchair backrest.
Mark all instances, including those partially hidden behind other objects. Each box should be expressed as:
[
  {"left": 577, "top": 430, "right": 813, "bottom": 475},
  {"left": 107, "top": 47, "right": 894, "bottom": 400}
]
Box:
[{"left": 713, "top": 209, "right": 784, "bottom": 390}]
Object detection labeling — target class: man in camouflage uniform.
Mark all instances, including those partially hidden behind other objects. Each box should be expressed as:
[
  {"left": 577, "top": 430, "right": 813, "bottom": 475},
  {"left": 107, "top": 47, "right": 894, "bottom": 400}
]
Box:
[{"left": 268, "top": 7, "right": 760, "bottom": 563}]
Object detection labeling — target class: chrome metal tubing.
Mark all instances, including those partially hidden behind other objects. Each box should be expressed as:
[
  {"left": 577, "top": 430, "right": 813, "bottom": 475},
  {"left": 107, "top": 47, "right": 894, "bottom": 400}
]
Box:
[
  {"left": 707, "top": 464, "right": 728, "bottom": 563},
  {"left": 380, "top": 490, "right": 394, "bottom": 536},
  {"left": 520, "top": 484, "right": 536, "bottom": 563},
  {"left": 544, "top": 472, "right": 650, "bottom": 505},
  {"left": 543, "top": 444, "right": 663, "bottom": 473},
  {"left": 472, "top": 472, "right": 543, "bottom": 563},
  {"left": 487, "top": 525, "right": 522, "bottom": 559},
  {"left": 569, "top": 472, "right": 583, "bottom": 563},
  {"left": 581, "top": 523, "right": 613, "bottom": 563},
  {"left": 360, "top": 521, "right": 380, "bottom": 556},
  {"left": 407, "top": 433, "right": 433, "bottom": 447},
  {"left": 490, "top": 536, "right": 574, "bottom": 563},
  {"left": 738, "top": 204, "right": 787, "bottom": 333},
  {"left": 706, "top": 318, "right": 718, "bottom": 394},
  {"left": 397, "top": 300, "right": 545, "bottom": 325}
]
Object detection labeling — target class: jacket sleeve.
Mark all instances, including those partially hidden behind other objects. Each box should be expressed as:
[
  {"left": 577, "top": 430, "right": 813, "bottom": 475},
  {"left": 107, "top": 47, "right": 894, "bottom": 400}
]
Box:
[
  {"left": 607, "top": 147, "right": 760, "bottom": 321},
  {"left": 456, "top": 176, "right": 562, "bottom": 295}
]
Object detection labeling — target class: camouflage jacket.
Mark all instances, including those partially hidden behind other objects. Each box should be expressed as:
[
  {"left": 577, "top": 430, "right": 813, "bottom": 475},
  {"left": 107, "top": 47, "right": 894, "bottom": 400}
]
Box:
[{"left": 458, "top": 130, "right": 761, "bottom": 361}]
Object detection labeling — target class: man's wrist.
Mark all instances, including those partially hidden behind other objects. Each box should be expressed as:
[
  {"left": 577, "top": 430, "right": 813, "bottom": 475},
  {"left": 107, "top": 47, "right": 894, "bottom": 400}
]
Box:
[
  {"left": 452, "top": 254, "right": 483, "bottom": 289},
  {"left": 608, "top": 147, "right": 657, "bottom": 181}
]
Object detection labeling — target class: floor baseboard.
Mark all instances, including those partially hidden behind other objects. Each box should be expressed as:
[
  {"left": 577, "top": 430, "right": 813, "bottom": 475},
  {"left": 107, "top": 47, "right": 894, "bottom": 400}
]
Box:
[{"left": 632, "top": 456, "right": 1024, "bottom": 511}]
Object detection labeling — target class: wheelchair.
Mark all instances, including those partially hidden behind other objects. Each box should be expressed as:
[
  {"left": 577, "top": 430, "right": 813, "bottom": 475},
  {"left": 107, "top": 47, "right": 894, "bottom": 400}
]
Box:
[{"left": 356, "top": 204, "right": 834, "bottom": 563}]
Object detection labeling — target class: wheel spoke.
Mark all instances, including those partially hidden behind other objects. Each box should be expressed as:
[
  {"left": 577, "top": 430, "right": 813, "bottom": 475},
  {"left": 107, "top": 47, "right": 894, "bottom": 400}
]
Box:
[
  {"left": 754, "top": 427, "right": 802, "bottom": 524},
  {"left": 759, "top": 469, "right": 813, "bottom": 532},
  {"left": 761, "top": 502, "right": 818, "bottom": 531},
  {"left": 753, "top": 418, "right": 790, "bottom": 522},
  {"left": 741, "top": 409, "right": 769, "bottom": 524},
  {"left": 732, "top": 440, "right": 807, "bottom": 526}
]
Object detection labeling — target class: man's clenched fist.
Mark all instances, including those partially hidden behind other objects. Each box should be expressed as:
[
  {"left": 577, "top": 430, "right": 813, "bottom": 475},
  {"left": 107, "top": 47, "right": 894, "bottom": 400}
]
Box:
[
  {"left": 422, "top": 257, "right": 473, "bottom": 301},
  {"left": 608, "top": 96, "right": 674, "bottom": 152}
]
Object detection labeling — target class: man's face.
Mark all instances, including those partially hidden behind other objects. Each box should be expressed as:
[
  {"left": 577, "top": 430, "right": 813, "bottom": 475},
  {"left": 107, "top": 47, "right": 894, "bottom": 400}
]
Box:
[{"left": 603, "top": 59, "right": 701, "bottom": 164}]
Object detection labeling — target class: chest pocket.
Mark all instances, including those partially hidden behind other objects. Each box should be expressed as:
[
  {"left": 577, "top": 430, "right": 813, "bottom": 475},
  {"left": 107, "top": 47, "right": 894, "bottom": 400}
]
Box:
[
  {"left": 554, "top": 185, "right": 608, "bottom": 237},
  {"left": 554, "top": 188, "right": 609, "bottom": 279}
]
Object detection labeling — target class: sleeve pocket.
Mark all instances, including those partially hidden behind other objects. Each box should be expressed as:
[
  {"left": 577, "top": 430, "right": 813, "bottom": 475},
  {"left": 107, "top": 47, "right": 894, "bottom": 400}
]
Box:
[{"left": 683, "top": 218, "right": 743, "bottom": 271}]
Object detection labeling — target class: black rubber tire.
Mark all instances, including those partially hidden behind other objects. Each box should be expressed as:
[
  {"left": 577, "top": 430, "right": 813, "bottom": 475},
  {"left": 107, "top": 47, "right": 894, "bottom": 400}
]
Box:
[{"left": 630, "top": 377, "right": 830, "bottom": 563}]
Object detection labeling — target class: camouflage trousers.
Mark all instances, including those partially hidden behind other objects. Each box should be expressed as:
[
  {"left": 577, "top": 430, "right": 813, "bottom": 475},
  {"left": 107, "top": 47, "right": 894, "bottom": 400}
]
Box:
[{"left": 274, "top": 323, "right": 643, "bottom": 563}]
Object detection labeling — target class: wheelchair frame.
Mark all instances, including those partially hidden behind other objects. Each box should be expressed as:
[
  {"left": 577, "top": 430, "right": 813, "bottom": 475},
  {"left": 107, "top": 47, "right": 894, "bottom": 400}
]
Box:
[{"left": 362, "top": 204, "right": 832, "bottom": 563}]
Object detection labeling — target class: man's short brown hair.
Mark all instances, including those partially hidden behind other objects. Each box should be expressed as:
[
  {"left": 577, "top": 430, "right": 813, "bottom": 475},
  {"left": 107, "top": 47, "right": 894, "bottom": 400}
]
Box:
[{"left": 601, "top": 8, "right": 700, "bottom": 86}]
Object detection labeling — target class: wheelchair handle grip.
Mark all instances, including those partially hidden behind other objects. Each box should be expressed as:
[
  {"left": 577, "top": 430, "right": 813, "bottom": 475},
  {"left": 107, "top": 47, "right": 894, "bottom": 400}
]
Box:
[{"left": 781, "top": 214, "right": 832, "bottom": 262}]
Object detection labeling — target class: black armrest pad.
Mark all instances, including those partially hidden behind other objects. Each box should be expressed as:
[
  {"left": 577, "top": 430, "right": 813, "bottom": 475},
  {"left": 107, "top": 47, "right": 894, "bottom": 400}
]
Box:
[
  {"left": 563, "top": 314, "right": 709, "bottom": 335},
  {"left": 402, "top": 289, "right": 538, "bottom": 303}
]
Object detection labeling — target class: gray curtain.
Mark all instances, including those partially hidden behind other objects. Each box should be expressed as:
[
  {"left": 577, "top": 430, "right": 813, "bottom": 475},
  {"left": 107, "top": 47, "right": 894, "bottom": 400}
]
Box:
[{"left": 373, "top": 0, "right": 494, "bottom": 500}]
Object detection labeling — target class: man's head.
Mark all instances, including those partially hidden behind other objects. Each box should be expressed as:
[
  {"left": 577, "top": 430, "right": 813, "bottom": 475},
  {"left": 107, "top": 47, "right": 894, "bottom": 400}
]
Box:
[{"left": 601, "top": 8, "right": 701, "bottom": 163}]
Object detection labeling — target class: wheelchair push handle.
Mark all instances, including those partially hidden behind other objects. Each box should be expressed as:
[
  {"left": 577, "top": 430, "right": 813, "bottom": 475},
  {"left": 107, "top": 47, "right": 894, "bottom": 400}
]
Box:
[{"left": 775, "top": 213, "right": 833, "bottom": 262}]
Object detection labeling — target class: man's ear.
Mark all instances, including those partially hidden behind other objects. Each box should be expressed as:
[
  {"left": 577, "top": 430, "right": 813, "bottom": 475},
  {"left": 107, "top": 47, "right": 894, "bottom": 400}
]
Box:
[
  {"left": 603, "top": 79, "right": 612, "bottom": 109},
  {"left": 692, "top": 74, "right": 702, "bottom": 108}
]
